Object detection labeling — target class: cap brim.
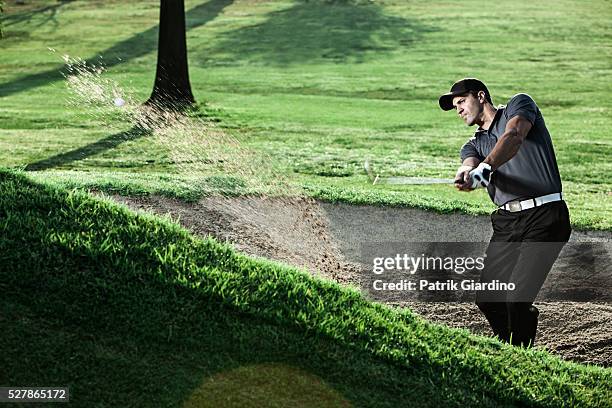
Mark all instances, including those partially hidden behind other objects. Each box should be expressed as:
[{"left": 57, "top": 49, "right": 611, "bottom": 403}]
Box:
[{"left": 438, "top": 92, "right": 458, "bottom": 111}]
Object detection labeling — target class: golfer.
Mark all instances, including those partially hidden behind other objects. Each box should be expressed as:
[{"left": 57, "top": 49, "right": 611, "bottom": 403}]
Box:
[{"left": 439, "top": 78, "right": 571, "bottom": 347}]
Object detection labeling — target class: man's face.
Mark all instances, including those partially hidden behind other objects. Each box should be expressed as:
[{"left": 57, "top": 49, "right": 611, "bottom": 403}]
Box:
[{"left": 452, "top": 92, "right": 483, "bottom": 126}]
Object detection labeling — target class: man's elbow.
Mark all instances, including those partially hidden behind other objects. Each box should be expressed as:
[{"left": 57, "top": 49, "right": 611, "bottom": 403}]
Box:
[{"left": 506, "top": 127, "right": 527, "bottom": 148}]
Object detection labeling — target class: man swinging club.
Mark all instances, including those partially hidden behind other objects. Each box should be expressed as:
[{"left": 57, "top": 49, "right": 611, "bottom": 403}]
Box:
[{"left": 439, "top": 78, "right": 571, "bottom": 347}]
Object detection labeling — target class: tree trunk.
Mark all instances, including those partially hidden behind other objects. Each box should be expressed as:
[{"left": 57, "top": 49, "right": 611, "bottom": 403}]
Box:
[{"left": 147, "top": 0, "right": 195, "bottom": 108}]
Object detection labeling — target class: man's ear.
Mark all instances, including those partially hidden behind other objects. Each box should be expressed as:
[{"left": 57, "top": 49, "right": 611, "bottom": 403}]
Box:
[{"left": 478, "top": 91, "right": 486, "bottom": 104}]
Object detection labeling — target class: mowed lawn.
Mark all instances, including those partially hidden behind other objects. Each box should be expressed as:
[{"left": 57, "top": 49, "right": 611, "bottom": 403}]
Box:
[{"left": 1, "top": 0, "right": 611, "bottom": 229}]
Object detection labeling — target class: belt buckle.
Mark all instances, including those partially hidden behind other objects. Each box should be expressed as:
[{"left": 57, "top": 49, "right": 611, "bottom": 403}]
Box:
[{"left": 508, "top": 201, "right": 522, "bottom": 212}]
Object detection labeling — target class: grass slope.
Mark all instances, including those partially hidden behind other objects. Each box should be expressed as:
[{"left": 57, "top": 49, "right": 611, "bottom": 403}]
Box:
[
  {"left": 1, "top": 0, "right": 611, "bottom": 229},
  {"left": 1, "top": 169, "right": 610, "bottom": 407}
]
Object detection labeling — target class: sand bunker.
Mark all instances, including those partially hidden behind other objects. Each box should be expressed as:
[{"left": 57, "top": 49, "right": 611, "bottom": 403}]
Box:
[{"left": 111, "top": 195, "right": 611, "bottom": 367}]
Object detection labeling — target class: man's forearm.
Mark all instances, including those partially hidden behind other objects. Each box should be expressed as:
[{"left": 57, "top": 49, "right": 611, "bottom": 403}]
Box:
[
  {"left": 483, "top": 115, "right": 531, "bottom": 171},
  {"left": 462, "top": 157, "right": 480, "bottom": 168},
  {"left": 483, "top": 128, "right": 524, "bottom": 170}
]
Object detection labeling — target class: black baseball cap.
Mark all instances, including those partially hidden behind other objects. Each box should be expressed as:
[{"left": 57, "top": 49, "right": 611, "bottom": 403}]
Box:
[{"left": 438, "top": 78, "right": 490, "bottom": 111}]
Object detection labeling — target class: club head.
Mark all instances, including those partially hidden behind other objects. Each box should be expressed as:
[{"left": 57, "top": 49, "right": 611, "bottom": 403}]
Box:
[{"left": 364, "top": 159, "right": 377, "bottom": 184}]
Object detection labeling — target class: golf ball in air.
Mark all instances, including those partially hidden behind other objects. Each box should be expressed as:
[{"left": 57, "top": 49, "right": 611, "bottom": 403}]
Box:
[{"left": 114, "top": 97, "right": 125, "bottom": 107}]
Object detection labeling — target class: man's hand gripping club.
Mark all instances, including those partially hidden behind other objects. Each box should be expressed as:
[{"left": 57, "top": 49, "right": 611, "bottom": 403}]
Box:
[
  {"left": 469, "top": 162, "right": 492, "bottom": 188},
  {"left": 454, "top": 158, "right": 492, "bottom": 191}
]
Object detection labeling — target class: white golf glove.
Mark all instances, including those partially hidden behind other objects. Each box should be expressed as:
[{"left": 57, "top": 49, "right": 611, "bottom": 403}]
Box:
[{"left": 469, "top": 162, "right": 492, "bottom": 189}]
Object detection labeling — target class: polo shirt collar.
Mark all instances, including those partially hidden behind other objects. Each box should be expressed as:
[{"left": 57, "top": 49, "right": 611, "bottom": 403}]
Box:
[{"left": 475, "top": 106, "right": 504, "bottom": 134}]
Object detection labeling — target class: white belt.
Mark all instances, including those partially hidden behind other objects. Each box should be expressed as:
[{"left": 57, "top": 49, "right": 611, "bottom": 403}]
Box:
[{"left": 499, "top": 193, "right": 563, "bottom": 212}]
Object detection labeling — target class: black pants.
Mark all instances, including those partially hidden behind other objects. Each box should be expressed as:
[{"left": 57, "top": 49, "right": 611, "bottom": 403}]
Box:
[{"left": 476, "top": 200, "right": 571, "bottom": 347}]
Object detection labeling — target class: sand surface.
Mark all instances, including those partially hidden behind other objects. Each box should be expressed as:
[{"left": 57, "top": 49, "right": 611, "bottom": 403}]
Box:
[{"left": 111, "top": 195, "right": 611, "bottom": 367}]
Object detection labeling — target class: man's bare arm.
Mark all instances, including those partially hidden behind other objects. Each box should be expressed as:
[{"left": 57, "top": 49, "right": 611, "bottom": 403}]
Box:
[{"left": 483, "top": 115, "right": 532, "bottom": 170}]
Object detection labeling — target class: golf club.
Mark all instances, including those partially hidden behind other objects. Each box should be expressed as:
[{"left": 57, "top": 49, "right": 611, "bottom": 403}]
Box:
[{"left": 364, "top": 160, "right": 456, "bottom": 185}]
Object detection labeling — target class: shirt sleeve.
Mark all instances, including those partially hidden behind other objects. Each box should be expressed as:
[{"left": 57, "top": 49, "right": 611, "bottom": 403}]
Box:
[
  {"left": 460, "top": 136, "right": 483, "bottom": 162},
  {"left": 505, "top": 93, "right": 538, "bottom": 125}
]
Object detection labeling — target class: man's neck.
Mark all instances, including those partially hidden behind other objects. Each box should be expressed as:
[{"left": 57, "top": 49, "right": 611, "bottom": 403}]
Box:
[{"left": 477, "top": 104, "right": 498, "bottom": 130}]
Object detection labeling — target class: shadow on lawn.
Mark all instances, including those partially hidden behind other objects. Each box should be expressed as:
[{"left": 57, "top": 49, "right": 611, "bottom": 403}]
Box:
[
  {"left": 1, "top": 265, "right": 411, "bottom": 407},
  {"left": 24, "top": 124, "right": 151, "bottom": 171},
  {"left": 1, "top": 1, "right": 70, "bottom": 31},
  {"left": 0, "top": 0, "right": 233, "bottom": 98},
  {"left": 197, "top": 0, "right": 438, "bottom": 66}
]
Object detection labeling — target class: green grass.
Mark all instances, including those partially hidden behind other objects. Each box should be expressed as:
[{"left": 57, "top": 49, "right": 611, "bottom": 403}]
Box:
[
  {"left": 1, "top": 0, "right": 611, "bottom": 229},
  {"left": 1, "top": 169, "right": 611, "bottom": 407},
  {"left": 2, "top": 3, "right": 610, "bottom": 405}
]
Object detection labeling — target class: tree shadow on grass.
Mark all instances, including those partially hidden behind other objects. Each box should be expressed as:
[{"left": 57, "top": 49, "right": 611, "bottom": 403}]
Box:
[
  {"left": 0, "top": 0, "right": 233, "bottom": 98},
  {"left": 1, "top": 1, "right": 68, "bottom": 31},
  {"left": 198, "top": 0, "right": 438, "bottom": 66},
  {"left": 1, "top": 271, "right": 451, "bottom": 407},
  {"left": 24, "top": 124, "right": 151, "bottom": 171}
]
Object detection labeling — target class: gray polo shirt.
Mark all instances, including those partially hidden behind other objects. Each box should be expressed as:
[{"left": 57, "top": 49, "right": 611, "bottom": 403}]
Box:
[{"left": 460, "top": 93, "right": 562, "bottom": 206}]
